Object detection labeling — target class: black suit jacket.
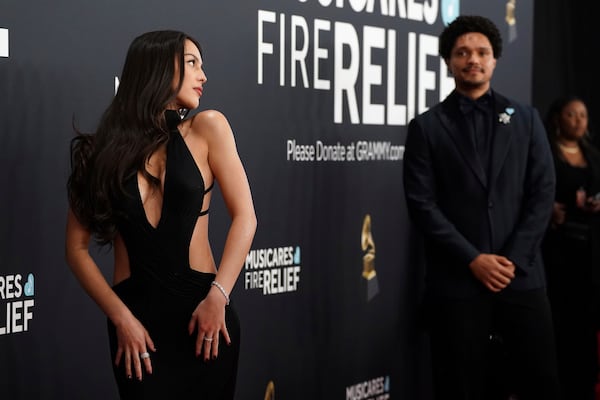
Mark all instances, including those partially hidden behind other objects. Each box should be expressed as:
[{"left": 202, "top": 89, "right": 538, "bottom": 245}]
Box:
[{"left": 403, "top": 89, "right": 556, "bottom": 298}]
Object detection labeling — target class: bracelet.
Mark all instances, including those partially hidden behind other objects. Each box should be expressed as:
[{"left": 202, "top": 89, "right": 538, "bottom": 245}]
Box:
[{"left": 211, "top": 281, "right": 230, "bottom": 305}]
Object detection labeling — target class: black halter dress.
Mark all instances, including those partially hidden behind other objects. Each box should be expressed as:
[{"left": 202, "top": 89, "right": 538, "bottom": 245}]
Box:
[{"left": 107, "top": 111, "right": 240, "bottom": 399}]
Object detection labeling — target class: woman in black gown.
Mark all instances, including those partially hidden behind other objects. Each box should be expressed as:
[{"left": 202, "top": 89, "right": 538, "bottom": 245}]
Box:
[
  {"left": 542, "top": 95, "right": 600, "bottom": 400},
  {"left": 65, "top": 30, "right": 257, "bottom": 399}
]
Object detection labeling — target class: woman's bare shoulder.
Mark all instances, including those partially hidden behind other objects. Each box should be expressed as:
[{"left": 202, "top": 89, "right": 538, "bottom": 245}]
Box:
[{"left": 188, "top": 109, "right": 231, "bottom": 138}]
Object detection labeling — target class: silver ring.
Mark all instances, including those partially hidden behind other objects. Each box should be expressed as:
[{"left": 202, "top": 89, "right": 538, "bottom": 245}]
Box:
[
  {"left": 140, "top": 352, "right": 150, "bottom": 359},
  {"left": 203, "top": 336, "right": 213, "bottom": 342}
]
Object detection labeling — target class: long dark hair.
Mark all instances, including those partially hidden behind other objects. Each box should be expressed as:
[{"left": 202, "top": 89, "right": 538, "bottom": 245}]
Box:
[{"left": 67, "top": 30, "right": 202, "bottom": 245}]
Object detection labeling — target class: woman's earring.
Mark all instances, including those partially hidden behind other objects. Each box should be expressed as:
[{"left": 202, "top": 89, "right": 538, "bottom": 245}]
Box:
[{"left": 178, "top": 108, "right": 188, "bottom": 120}]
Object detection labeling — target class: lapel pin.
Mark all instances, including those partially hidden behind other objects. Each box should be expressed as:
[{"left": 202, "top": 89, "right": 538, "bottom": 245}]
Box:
[{"left": 498, "top": 107, "right": 514, "bottom": 124}]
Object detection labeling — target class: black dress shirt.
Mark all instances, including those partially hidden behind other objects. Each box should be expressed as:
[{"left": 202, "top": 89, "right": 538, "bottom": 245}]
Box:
[{"left": 458, "top": 92, "right": 494, "bottom": 180}]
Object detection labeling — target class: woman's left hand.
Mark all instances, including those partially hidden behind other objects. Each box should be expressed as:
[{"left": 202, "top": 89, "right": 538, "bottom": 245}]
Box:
[
  {"left": 585, "top": 197, "right": 600, "bottom": 213},
  {"left": 187, "top": 289, "right": 230, "bottom": 361}
]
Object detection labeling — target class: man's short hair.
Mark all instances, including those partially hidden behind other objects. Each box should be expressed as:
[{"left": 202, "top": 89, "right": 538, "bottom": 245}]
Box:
[{"left": 439, "top": 15, "right": 503, "bottom": 60}]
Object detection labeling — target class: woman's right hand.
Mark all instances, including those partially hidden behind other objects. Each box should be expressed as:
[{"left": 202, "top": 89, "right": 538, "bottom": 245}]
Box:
[
  {"left": 551, "top": 201, "right": 566, "bottom": 226},
  {"left": 113, "top": 313, "right": 156, "bottom": 381},
  {"left": 576, "top": 188, "right": 587, "bottom": 209}
]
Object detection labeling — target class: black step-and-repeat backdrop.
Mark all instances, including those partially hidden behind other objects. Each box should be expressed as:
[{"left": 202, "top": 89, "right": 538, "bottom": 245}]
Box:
[{"left": 0, "top": 1, "right": 534, "bottom": 398}]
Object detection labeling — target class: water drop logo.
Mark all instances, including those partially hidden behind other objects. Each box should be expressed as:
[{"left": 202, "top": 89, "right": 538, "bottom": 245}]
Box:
[
  {"left": 293, "top": 246, "right": 301, "bottom": 264},
  {"left": 24, "top": 273, "right": 34, "bottom": 296},
  {"left": 441, "top": 0, "right": 460, "bottom": 26}
]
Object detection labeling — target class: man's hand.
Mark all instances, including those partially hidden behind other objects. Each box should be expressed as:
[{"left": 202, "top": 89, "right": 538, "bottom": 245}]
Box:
[{"left": 469, "top": 253, "right": 515, "bottom": 292}]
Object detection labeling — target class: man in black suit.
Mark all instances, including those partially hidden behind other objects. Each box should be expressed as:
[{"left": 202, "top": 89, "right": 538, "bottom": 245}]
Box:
[{"left": 403, "top": 15, "right": 560, "bottom": 400}]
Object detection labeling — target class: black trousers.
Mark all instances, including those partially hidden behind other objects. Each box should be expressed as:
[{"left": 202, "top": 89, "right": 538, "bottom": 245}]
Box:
[{"left": 426, "top": 288, "right": 560, "bottom": 400}]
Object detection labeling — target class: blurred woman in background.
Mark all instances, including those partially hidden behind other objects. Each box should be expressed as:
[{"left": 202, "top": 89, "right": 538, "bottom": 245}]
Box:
[{"left": 542, "top": 95, "right": 600, "bottom": 400}]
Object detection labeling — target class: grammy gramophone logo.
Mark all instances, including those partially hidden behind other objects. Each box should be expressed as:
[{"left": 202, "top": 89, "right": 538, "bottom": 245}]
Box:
[
  {"left": 361, "top": 214, "right": 379, "bottom": 301},
  {"left": 264, "top": 380, "right": 275, "bottom": 400},
  {"left": 505, "top": 0, "right": 517, "bottom": 42}
]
